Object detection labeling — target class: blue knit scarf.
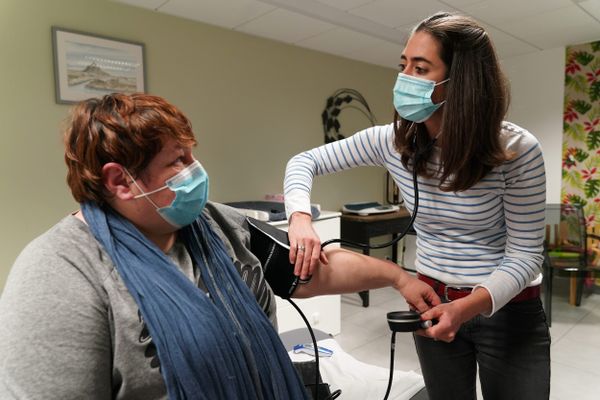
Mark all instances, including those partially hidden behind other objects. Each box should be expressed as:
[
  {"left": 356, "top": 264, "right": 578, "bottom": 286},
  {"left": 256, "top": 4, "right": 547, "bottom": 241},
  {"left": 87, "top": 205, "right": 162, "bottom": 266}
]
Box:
[{"left": 81, "top": 202, "right": 309, "bottom": 400}]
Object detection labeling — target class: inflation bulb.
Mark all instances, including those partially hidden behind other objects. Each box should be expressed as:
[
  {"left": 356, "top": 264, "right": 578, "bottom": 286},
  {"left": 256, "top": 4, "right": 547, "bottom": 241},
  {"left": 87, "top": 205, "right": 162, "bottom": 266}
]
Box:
[{"left": 386, "top": 310, "right": 433, "bottom": 332}]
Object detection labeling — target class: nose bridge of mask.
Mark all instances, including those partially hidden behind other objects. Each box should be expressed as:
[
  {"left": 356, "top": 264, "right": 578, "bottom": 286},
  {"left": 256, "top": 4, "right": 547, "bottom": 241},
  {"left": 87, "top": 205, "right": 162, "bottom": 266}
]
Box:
[
  {"left": 396, "top": 75, "right": 449, "bottom": 105},
  {"left": 165, "top": 160, "right": 203, "bottom": 190},
  {"left": 397, "top": 73, "right": 448, "bottom": 93},
  {"left": 125, "top": 161, "right": 202, "bottom": 204},
  {"left": 395, "top": 75, "right": 436, "bottom": 107}
]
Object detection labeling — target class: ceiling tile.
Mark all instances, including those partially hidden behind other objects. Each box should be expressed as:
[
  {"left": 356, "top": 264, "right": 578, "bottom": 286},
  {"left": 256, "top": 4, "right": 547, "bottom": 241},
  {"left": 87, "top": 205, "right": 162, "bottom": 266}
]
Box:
[
  {"left": 256, "top": 0, "right": 411, "bottom": 44},
  {"left": 345, "top": 40, "right": 406, "bottom": 69},
  {"left": 495, "top": 40, "right": 541, "bottom": 59},
  {"left": 297, "top": 27, "right": 390, "bottom": 57},
  {"left": 348, "top": 0, "right": 456, "bottom": 28},
  {"left": 396, "top": 20, "right": 539, "bottom": 60},
  {"left": 480, "top": 23, "right": 541, "bottom": 50},
  {"left": 314, "top": 0, "right": 375, "bottom": 11},
  {"left": 579, "top": 0, "right": 600, "bottom": 20},
  {"left": 438, "top": 0, "right": 487, "bottom": 7},
  {"left": 500, "top": 5, "right": 600, "bottom": 49},
  {"left": 462, "top": 0, "right": 573, "bottom": 26},
  {"left": 235, "top": 8, "right": 337, "bottom": 44},
  {"left": 114, "top": 0, "right": 600, "bottom": 69},
  {"left": 159, "top": 0, "right": 275, "bottom": 29},
  {"left": 113, "top": 0, "right": 166, "bottom": 9}
]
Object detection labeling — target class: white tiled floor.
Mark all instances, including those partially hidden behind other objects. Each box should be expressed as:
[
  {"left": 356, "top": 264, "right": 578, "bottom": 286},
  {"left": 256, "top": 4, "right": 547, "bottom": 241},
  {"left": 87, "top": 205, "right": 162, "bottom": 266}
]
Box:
[{"left": 334, "top": 281, "right": 600, "bottom": 400}]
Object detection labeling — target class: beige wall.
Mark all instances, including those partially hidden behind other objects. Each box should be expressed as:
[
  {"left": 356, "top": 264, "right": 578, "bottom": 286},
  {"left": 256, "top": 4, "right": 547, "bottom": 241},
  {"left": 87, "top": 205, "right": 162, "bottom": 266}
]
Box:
[
  {"left": 502, "top": 47, "right": 565, "bottom": 204},
  {"left": 0, "top": 0, "right": 398, "bottom": 292}
]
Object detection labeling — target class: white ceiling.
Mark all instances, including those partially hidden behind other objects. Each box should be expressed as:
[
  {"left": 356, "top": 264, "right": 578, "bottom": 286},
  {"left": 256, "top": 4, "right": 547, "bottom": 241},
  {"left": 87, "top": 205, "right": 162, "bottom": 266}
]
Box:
[{"left": 115, "top": 0, "right": 600, "bottom": 68}]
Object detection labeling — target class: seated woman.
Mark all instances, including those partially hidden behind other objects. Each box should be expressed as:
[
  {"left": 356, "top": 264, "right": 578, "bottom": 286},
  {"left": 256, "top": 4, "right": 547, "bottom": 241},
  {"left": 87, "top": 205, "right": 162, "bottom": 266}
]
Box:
[{"left": 0, "top": 93, "right": 439, "bottom": 399}]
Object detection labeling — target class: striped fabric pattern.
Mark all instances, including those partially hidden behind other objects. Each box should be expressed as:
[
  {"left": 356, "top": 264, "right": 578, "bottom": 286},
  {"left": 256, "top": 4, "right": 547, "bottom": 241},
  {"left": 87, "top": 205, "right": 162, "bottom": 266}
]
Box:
[{"left": 284, "top": 122, "right": 546, "bottom": 314}]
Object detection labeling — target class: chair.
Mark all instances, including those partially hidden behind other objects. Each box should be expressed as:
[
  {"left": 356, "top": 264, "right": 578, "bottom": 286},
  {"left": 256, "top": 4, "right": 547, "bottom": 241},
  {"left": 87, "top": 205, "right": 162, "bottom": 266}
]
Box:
[{"left": 543, "top": 203, "right": 600, "bottom": 324}]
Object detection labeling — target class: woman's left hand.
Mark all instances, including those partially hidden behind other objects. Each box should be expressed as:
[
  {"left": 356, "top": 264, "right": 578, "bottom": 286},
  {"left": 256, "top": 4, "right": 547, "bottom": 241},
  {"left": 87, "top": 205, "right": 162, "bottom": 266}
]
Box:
[
  {"left": 417, "top": 302, "right": 464, "bottom": 342},
  {"left": 417, "top": 287, "right": 491, "bottom": 342}
]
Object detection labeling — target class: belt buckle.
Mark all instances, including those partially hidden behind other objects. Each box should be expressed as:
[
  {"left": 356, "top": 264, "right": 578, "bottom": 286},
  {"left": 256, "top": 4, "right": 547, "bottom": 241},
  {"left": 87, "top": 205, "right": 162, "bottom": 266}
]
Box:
[{"left": 443, "top": 285, "right": 473, "bottom": 301}]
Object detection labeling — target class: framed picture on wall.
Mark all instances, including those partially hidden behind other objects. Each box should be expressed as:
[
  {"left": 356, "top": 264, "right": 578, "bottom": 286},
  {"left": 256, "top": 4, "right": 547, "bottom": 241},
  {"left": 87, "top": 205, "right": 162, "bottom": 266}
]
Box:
[{"left": 51, "top": 27, "right": 146, "bottom": 104}]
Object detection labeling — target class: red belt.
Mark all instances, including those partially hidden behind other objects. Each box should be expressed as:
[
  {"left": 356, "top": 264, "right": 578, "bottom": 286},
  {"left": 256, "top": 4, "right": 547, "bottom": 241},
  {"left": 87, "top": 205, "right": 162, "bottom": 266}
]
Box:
[{"left": 417, "top": 273, "right": 540, "bottom": 302}]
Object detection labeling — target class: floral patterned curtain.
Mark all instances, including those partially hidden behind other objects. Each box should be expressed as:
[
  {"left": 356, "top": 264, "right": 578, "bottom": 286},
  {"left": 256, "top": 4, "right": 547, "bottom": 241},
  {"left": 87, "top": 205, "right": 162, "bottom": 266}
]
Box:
[{"left": 563, "top": 40, "right": 600, "bottom": 230}]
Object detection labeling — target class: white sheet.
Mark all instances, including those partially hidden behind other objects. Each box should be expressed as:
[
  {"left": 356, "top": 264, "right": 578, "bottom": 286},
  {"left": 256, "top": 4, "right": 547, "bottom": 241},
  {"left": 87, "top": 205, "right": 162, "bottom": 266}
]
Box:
[{"left": 289, "top": 338, "right": 425, "bottom": 400}]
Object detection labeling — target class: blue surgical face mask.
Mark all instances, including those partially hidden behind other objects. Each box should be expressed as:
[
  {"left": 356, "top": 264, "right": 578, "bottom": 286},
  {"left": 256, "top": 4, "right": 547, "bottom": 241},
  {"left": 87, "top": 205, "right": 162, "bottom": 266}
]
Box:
[
  {"left": 393, "top": 73, "right": 449, "bottom": 123},
  {"left": 126, "top": 160, "right": 209, "bottom": 228}
]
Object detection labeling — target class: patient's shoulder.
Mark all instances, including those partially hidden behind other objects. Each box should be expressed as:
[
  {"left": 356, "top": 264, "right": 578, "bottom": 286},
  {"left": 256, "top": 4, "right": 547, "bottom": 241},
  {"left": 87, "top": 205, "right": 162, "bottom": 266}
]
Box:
[{"left": 7, "top": 215, "right": 112, "bottom": 301}]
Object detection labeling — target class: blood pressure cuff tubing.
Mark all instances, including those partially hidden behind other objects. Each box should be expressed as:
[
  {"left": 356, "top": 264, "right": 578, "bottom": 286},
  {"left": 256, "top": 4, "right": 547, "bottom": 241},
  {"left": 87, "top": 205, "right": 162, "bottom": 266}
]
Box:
[{"left": 247, "top": 217, "right": 311, "bottom": 299}]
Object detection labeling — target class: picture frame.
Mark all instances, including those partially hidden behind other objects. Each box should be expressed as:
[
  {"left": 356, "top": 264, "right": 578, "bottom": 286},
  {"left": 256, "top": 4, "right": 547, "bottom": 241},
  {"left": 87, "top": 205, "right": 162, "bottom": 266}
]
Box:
[{"left": 51, "top": 27, "right": 146, "bottom": 104}]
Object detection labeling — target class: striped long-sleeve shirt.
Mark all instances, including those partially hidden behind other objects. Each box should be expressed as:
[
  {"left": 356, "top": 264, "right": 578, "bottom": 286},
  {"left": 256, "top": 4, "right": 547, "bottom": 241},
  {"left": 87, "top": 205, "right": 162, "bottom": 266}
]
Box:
[{"left": 284, "top": 122, "right": 546, "bottom": 315}]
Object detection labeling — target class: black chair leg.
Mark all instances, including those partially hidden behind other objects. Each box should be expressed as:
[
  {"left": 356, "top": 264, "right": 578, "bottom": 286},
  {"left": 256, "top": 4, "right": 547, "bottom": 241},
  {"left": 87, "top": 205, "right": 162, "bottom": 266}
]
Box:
[
  {"left": 543, "top": 254, "right": 553, "bottom": 326},
  {"left": 547, "top": 267, "right": 553, "bottom": 326},
  {"left": 575, "top": 271, "right": 587, "bottom": 306},
  {"left": 358, "top": 248, "right": 370, "bottom": 307},
  {"left": 358, "top": 290, "right": 369, "bottom": 307}
]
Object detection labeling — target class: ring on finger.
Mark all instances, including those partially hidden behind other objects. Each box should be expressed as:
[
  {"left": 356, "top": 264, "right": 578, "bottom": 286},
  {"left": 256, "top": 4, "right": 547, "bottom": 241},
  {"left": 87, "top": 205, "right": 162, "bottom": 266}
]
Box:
[{"left": 298, "top": 244, "right": 305, "bottom": 252}]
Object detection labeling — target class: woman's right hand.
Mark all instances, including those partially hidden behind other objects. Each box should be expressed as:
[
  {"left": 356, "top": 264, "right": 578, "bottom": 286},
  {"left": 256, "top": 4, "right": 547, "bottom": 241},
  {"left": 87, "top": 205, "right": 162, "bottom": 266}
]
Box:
[{"left": 288, "top": 212, "right": 328, "bottom": 280}]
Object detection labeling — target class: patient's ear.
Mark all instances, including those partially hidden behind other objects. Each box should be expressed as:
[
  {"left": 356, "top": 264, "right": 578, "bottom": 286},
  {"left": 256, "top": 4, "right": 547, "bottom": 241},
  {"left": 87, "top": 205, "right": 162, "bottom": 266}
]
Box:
[{"left": 102, "top": 162, "right": 135, "bottom": 200}]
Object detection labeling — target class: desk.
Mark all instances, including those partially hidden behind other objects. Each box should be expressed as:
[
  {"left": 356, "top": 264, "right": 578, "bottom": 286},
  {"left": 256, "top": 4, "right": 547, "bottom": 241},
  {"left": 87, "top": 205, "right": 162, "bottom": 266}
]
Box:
[{"left": 340, "top": 209, "right": 413, "bottom": 307}]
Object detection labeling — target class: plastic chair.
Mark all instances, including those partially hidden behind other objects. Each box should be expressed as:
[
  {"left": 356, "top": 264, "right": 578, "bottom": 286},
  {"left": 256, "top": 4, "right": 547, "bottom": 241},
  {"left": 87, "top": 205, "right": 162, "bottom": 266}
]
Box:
[{"left": 543, "top": 203, "right": 600, "bottom": 324}]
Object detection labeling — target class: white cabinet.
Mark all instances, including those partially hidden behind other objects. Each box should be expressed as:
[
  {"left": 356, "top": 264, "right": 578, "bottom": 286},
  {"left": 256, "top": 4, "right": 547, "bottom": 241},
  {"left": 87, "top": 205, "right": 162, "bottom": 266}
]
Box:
[{"left": 270, "top": 211, "right": 341, "bottom": 335}]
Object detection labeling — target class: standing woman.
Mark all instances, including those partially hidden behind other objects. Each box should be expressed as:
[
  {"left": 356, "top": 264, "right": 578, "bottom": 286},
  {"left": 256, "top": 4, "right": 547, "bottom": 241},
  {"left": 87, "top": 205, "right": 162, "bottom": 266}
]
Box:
[{"left": 284, "top": 12, "right": 550, "bottom": 400}]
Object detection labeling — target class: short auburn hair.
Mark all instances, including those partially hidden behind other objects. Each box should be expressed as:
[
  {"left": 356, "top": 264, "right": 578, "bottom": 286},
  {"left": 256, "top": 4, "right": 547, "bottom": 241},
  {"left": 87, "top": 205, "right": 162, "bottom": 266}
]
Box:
[{"left": 64, "top": 93, "right": 196, "bottom": 204}]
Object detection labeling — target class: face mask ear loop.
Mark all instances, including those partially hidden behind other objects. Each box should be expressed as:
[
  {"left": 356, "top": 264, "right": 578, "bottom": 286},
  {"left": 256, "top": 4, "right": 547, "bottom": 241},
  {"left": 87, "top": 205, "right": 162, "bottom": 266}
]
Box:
[
  {"left": 123, "top": 168, "right": 163, "bottom": 209},
  {"left": 432, "top": 78, "right": 450, "bottom": 109}
]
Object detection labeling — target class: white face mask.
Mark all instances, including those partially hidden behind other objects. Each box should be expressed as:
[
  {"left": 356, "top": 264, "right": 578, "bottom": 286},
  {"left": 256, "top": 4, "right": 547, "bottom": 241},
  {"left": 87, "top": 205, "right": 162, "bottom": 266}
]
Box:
[{"left": 125, "top": 160, "right": 210, "bottom": 227}]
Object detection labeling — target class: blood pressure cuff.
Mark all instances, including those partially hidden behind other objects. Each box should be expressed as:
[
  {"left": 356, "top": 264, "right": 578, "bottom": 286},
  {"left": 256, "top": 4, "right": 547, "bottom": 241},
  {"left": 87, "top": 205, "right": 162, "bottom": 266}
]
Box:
[{"left": 247, "top": 217, "right": 308, "bottom": 299}]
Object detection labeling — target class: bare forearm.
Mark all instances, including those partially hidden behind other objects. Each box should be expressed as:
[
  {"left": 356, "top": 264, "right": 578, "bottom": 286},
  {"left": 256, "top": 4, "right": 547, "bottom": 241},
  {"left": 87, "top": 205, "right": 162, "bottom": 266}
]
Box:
[
  {"left": 453, "top": 288, "right": 493, "bottom": 320},
  {"left": 292, "top": 248, "right": 407, "bottom": 298}
]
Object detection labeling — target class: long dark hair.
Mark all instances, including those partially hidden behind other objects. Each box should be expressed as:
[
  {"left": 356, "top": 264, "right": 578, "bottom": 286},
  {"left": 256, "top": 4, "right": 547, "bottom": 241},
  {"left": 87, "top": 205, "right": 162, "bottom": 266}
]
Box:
[{"left": 394, "top": 12, "right": 512, "bottom": 192}]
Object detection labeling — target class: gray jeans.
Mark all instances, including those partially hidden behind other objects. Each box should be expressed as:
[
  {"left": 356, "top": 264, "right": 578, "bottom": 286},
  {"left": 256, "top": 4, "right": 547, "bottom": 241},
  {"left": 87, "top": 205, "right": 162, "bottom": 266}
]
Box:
[{"left": 413, "top": 297, "right": 551, "bottom": 400}]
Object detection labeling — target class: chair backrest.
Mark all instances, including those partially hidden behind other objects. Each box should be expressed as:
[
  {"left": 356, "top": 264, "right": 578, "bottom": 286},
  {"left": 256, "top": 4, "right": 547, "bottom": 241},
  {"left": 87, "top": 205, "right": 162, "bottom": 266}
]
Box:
[
  {"left": 545, "top": 203, "right": 587, "bottom": 262},
  {"left": 560, "top": 204, "right": 586, "bottom": 250}
]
